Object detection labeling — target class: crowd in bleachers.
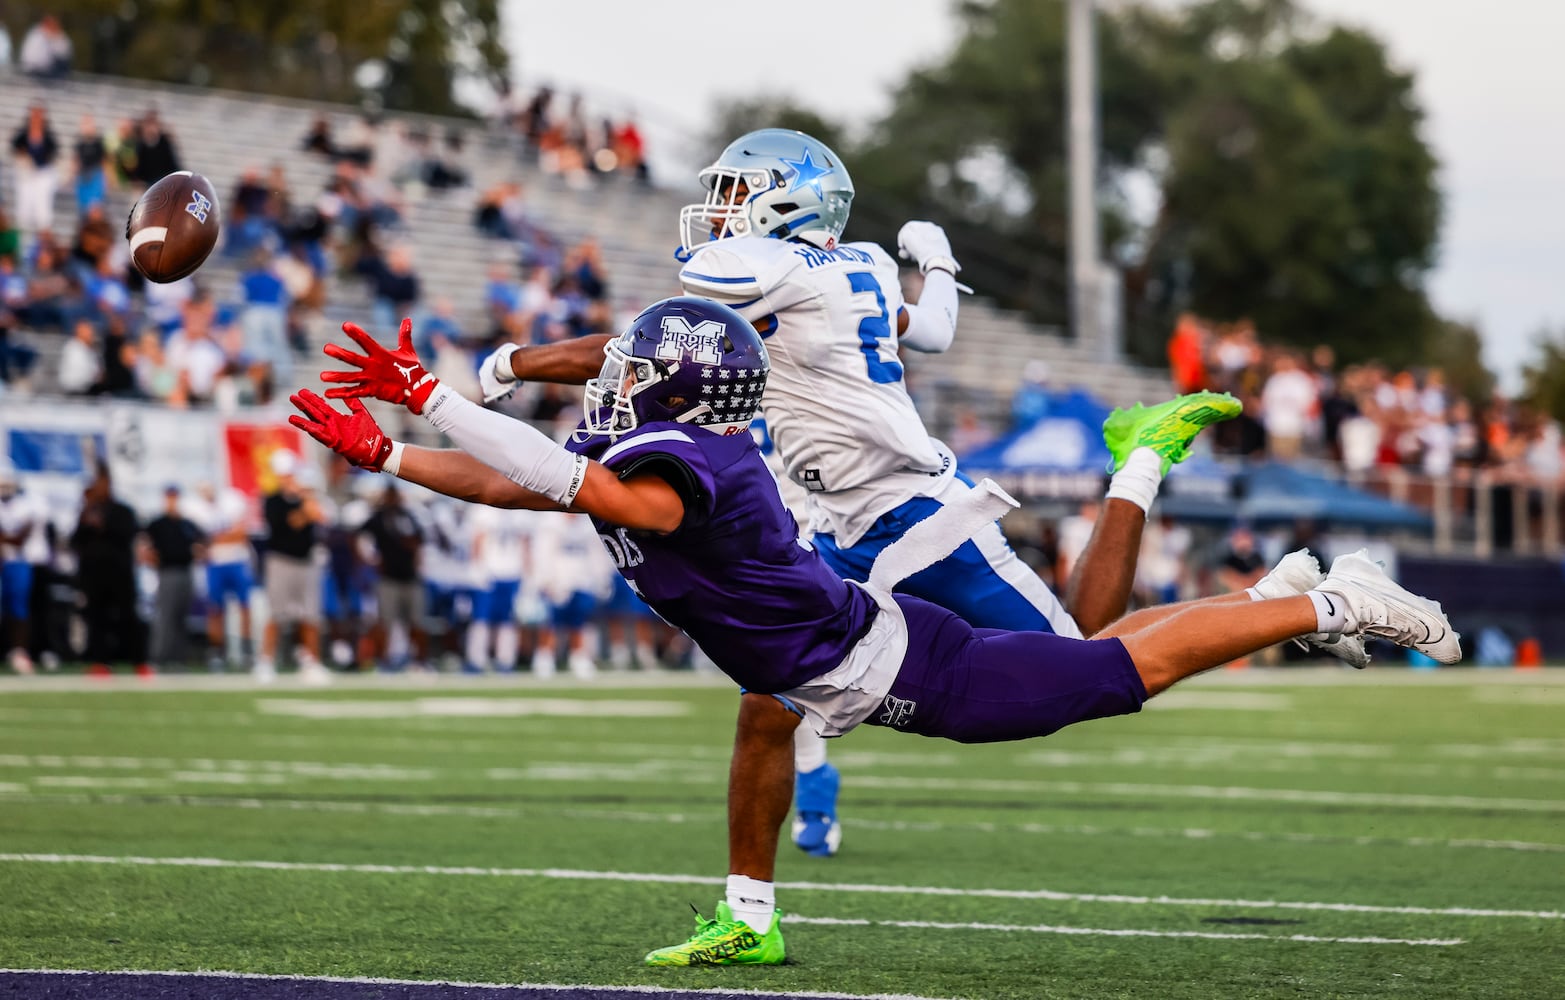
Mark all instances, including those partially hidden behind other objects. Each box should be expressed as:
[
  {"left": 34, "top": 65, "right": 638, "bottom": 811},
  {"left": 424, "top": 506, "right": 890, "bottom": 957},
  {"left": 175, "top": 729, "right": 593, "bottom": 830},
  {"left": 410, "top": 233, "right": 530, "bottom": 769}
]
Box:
[
  {"left": 0, "top": 81, "right": 646, "bottom": 424},
  {"left": 1163, "top": 312, "right": 1562, "bottom": 481}
]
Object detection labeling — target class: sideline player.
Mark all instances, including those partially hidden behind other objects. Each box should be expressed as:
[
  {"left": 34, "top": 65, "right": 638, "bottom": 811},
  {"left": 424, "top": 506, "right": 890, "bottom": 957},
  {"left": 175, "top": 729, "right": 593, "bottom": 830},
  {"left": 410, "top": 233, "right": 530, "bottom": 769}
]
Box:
[
  {"left": 294, "top": 301, "right": 1460, "bottom": 967},
  {"left": 472, "top": 129, "right": 1281, "bottom": 856},
  {"left": 0, "top": 460, "right": 46, "bottom": 674},
  {"left": 187, "top": 482, "right": 256, "bottom": 671}
]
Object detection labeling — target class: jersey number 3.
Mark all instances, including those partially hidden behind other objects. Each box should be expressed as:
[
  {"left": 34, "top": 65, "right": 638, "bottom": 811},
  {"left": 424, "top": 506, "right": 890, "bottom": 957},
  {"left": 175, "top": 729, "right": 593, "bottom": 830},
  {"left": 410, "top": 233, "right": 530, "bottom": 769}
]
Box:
[{"left": 847, "top": 272, "right": 903, "bottom": 384}]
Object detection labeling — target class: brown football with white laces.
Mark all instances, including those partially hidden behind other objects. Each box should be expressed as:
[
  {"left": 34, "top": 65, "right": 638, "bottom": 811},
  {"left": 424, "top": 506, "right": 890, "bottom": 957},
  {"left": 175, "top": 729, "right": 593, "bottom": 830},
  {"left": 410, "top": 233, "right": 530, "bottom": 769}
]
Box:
[{"left": 125, "top": 170, "right": 221, "bottom": 283}]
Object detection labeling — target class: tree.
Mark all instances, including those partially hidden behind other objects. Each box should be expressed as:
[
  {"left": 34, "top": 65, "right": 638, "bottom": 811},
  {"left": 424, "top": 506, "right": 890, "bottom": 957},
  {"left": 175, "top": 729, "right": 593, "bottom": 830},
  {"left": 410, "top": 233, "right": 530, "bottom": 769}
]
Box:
[
  {"left": 829, "top": 0, "right": 1445, "bottom": 367},
  {"left": 1521, "top": 327, "right": 1565, "bottom": 426},
  {"left": 38, "top": 0, "right": 507, "bottom": 115}
]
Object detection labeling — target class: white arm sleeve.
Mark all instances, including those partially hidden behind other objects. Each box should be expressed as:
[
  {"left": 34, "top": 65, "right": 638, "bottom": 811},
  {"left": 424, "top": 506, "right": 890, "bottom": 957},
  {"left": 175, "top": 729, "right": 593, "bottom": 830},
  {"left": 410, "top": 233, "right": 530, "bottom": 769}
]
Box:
[
  {"left": 421, "top": 385, "right": 588, "bottom": 507},
  {"left": 898, "top": 268, "right": 959, "bottom": 353}
]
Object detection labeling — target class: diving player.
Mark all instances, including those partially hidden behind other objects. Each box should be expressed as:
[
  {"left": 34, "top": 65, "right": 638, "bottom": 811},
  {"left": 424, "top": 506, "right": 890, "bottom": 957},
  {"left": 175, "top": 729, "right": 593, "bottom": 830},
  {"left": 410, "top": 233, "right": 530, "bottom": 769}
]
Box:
[
  {"left": 470, "top": 129, "right": 1303, "bottom": 857},
  {"left": 294, "top": 301, "right": 1460, "bottom": 967}
]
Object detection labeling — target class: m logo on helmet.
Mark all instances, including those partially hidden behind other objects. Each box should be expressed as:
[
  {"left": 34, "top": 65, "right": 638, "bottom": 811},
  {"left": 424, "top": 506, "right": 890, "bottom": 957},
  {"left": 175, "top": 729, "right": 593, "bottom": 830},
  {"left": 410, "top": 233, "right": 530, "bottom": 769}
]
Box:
[{"left": 656, "top": 317, "right": 725, "bottom": 366}]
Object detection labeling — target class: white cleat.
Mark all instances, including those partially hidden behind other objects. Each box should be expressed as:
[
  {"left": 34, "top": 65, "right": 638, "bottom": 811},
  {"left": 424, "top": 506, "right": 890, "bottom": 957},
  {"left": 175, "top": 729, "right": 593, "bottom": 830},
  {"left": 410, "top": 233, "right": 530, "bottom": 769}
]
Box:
[
  {"left": 252, "top": 659, "right": 277, "bottom": 685},
  {"left": 1316, "top": 551, "right": 1461, "bottom": 664},
  {"left": 1254, "top": 550, "right": 1369, "bottom": 667},
  {"left": 1302, "top": 631, "right": 1371, "bottom": 669},
  {"left": 1253, "top": 548, "right": 1325, "bottom": 599}
]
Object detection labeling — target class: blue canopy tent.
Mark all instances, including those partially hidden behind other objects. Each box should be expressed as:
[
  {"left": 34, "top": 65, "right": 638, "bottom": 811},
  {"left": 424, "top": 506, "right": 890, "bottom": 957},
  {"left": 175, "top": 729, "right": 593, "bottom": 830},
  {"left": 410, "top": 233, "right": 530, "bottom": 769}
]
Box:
[
  {"left": 1234, "top": 462, "right": 1432, "bottom": 532},
  {"left": 958, "top": 389, "right": 1114, "bottom": 501},
  {"left": 960, "top": 396, "right": 1429, "bottom": 531}
]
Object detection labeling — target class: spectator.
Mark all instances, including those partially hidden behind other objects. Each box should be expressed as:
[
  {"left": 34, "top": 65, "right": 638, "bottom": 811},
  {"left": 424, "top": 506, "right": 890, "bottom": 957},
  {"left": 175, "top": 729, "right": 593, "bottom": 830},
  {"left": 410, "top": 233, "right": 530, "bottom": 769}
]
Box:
[
  {"left": 71, "top": 468, "right": 147, "bottom": 676},
  {"left": 143, "top": 484, "right": 202, "bottom": 669},
  {"left": 369, "top": 244, "right": 420, "bottom": 334},
  {"left": 0, "top": 460, "right": 45, "bottom": 674},
  {"left": 73, "top": 114, "right": 108, "bottom": 215},
  {"left": 1167, "top": 312, "right": 1209, "bottom": 395},
  {"left": 18, "top": 16, "right": 71, "bottom": 79},
  {"left": 1216, "top": 525, "right": 1266, "bottom": 595},
  {"left": 1055, "top": 500, "right": 1098, "bottom": 586},
  {"left": 237, "top": 250, "right": 291, "bottom": 395},
  {"left": 227, "top": 167, "right": 275, "bottom": 257},
  {"left": 58, "top": 318, "right": 102, "bottom": 394},
  {"left": 1259, "top": 351, "right": 1318, "bottom": 460},
  {"left": 301, "top": 115, "right": 335, "bottom": 157},
  {"left": 96, "top": 315, "right": 138, "bottom": 397},
  {"left": 0, "top": 205, "right": 17, "bottom": 262},
  {"left": 257, "top": 450, "right": 330, "bottom": 684},
  {"left": 11, "top": 103, "right": 60, "bottom": 237},
  {"left": 1010, "top": 359, "right": 1052, "bottom": 429},
  {"left": 108, "top": 118, "right": 139, "bottom": 186},
  {"left": 134, "top": 328, "right": 177, "bottom": 401},
  {"left": 613, "top": 117, "right": 650, "bottom": 184},
  {"left": 360, "top": 484, "right": 428, "bottom": 671},
  {"left": 164, "top": 294, "right": 228, "bottom": 406},
  {"left": 131, "top": 111, "right": 181, "bottom": 186}
]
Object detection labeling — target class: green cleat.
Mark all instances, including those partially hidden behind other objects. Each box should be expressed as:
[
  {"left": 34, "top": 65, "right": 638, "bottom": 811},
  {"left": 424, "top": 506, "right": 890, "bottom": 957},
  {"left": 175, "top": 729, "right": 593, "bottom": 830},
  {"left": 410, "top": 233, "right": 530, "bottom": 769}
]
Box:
[
  {"left": 1103, "top": 390, "right": 1242, "bottom": 475},
  {"left": 644, "top": 901, "right": 786, "bottom": 967}
]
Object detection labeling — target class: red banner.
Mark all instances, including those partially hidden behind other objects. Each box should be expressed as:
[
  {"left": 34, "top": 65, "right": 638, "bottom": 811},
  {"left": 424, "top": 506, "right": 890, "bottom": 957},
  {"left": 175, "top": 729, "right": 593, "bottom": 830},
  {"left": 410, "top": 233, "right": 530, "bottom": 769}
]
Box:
[{"left": 223, "top": 423, "right": 304, "bottom": 498}]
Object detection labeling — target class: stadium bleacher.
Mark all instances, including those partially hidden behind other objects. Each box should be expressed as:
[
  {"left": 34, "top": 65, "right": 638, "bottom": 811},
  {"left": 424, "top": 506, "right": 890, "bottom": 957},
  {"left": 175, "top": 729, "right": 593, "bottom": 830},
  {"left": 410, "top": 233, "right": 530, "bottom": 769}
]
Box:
[{"left": 0, "top": 72, "right": 1174, "bottom": 431}]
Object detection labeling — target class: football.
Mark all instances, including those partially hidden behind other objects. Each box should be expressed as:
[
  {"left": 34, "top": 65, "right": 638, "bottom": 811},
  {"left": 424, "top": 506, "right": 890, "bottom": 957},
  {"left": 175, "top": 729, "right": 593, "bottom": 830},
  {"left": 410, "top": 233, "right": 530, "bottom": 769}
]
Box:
[{"left": 125, "top": 170, "right": 221, "bottom": 283}]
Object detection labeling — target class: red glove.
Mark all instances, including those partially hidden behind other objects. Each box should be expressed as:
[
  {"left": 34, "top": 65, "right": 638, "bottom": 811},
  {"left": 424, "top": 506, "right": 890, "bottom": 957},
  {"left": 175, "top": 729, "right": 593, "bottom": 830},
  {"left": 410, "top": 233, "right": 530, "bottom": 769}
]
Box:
[
  {"left": 289, "top": 389, "right": 395, "bottom": 470},
  {"left": 320, "top": 317, "right": 439, "bottom": 414}
]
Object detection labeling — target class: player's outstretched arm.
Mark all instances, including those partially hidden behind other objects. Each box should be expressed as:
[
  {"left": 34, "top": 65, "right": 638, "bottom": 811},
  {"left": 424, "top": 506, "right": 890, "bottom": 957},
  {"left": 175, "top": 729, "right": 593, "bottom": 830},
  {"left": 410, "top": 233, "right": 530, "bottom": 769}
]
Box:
[
  {"left": 314, "top": 320, "right": 685, "bottom": 532},
  {"left": 478, "top": 334, "right": 613, "bottom": 402}
]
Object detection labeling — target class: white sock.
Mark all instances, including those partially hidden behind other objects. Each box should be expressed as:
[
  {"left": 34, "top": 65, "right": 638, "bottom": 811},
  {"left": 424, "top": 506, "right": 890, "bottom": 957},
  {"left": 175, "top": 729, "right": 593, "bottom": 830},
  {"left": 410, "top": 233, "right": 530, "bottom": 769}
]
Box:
[
  {"left": 1105, "top": 447, "right": 1164, "bottom": 516},
  {"left": 793, "top": 726, "right": 829, "bottom": 773},
  {"left": 465, "top": 622, "right": 490, "bottom": 669},
  {"left": 725, "top": 874, "right": 776, "bottom": 934},
  {"left": 1307, "top": 590, "right": 1351, "bottom": 633},
  {"left": 494, "top": 623, "right": 519, "bottom": 669}
]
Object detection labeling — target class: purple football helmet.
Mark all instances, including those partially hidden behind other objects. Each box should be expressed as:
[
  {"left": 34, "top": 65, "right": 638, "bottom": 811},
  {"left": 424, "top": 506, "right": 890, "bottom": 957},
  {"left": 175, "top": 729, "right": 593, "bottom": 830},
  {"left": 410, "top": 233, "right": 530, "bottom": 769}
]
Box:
[{"left": 583, "top": 296, "right": 770, "bottom": 439}]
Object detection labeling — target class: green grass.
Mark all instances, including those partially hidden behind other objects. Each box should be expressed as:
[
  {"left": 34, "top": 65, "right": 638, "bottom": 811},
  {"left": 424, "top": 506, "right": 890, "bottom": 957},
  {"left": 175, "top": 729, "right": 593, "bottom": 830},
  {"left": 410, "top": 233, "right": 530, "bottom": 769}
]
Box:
[{"left": 1, "top": 669, "right": 1563, "bottom": 999}]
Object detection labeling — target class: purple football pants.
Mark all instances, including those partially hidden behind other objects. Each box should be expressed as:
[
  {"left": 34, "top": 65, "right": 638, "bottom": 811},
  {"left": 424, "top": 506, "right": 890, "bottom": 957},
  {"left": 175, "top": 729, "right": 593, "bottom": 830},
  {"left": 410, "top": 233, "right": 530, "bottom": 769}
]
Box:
[{"left": 864, "top": 594, "right": 1148, "bottom": 744}]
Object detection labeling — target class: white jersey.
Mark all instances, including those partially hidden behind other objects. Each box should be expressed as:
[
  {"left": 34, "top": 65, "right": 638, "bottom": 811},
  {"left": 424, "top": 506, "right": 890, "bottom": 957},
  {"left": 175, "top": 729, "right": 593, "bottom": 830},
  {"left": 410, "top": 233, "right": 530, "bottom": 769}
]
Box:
[
  {"left": 0, "top": 492, "right": 47, "bottom": 564},
  {"left": 681, "top": 237, "right": 953, "bottom": 547},
  {"left": 530, "top": 510, "right": 615, "bottom": 604},
  {"left": 185, "top": 488, "right": 253, "bottom": 566},
  {"left": 470, "top": 505, "right": 529, "bottom": 585}
]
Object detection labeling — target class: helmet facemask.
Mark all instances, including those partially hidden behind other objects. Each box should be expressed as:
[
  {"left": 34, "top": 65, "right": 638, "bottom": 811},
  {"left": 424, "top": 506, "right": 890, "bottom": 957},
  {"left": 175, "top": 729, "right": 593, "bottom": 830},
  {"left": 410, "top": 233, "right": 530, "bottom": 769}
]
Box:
[{"left": 583, "top": 341, "right": 678, "bottom": 439}]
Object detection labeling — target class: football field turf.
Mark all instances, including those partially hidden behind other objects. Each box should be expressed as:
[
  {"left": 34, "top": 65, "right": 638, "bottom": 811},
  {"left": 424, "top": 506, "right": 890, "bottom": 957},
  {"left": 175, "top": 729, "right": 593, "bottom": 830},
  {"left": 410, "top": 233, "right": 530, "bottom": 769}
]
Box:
[{"left": 1, "top": 669, "right": 1561, "bottom": 999}]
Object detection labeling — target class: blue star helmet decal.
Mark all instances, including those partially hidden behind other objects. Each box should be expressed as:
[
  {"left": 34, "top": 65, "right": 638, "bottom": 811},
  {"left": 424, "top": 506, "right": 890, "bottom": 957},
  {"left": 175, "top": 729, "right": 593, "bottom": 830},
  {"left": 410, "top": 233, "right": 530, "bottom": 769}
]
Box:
[{"left": 780, "top": 149, "right": 831, "bottom": 198}]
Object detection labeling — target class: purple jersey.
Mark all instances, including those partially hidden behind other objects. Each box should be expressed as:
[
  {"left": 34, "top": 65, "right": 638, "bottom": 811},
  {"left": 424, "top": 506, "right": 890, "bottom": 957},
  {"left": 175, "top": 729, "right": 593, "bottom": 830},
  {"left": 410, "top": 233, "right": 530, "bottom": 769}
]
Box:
[{"left": 567, "top": 422, "right": 878, "bottom": 694}]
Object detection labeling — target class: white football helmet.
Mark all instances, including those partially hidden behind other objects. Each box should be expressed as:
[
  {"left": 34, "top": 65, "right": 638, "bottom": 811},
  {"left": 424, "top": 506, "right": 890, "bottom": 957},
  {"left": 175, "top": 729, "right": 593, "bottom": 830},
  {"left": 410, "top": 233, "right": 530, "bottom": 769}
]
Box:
[{"left": 678, "top": 129, "right": 854, "bottom": 259}]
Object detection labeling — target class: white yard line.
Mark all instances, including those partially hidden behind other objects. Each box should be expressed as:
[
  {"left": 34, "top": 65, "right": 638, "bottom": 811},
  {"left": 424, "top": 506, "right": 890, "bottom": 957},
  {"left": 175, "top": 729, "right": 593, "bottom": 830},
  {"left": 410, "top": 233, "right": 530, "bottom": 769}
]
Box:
[
  {"left": 786, "top": 916, "right": 1462, "bottom": 946},
  {"left": 7, "top": 790, "right": 1565, "bottom": 855},
  {"left": 846, "top": 775, "right": 1565, "bottom": 812},
  {"left": 0, "top": 969, "right": 958, "bottom": 1000},
  {"left": 0, "top": 853, "right": 1554, "bottom": 920}
]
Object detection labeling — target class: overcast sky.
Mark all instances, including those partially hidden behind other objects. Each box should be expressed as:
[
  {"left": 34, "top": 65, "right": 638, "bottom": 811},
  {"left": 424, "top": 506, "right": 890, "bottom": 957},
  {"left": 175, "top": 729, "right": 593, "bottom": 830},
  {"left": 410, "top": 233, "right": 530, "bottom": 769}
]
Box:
[{"left": 504, "top": 0, "right": 1563, "bottom": 388}]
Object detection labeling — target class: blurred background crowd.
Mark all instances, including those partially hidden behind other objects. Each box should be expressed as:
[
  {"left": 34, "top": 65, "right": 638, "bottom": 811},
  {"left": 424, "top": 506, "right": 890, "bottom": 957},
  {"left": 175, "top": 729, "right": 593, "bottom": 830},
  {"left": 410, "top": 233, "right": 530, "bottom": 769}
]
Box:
[{"left": 0, "top": 0, "right": 1557, "bottom": 674}]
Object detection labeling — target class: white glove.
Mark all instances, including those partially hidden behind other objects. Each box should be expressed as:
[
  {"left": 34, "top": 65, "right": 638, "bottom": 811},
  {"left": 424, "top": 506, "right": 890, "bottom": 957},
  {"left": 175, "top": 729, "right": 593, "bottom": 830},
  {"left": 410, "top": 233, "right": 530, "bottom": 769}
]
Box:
[
  {"left": 897, "top": 220, "right": 960, "bottom": 276},
  {"left": 478, "top": 343, "right": 523, "bottom": 404}
]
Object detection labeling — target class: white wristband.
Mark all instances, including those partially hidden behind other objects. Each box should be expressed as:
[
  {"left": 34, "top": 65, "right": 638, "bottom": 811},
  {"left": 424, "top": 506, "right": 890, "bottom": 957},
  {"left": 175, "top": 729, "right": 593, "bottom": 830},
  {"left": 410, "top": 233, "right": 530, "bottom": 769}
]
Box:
[{"left": 382, "top": 440, "right": 406, "bottom": 477}]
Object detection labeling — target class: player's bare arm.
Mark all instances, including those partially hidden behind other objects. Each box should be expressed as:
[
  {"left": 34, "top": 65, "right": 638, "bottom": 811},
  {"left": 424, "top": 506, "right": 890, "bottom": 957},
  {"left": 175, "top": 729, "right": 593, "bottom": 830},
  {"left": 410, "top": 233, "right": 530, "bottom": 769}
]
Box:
[{"left": 477, "top": 334, "right": 611, "bottom": 403}]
